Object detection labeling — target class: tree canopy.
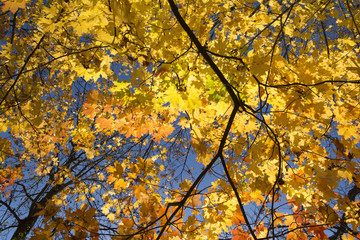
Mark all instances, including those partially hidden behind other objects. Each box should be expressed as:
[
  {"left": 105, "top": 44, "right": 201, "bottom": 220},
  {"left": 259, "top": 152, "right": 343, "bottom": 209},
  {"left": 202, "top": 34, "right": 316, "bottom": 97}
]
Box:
[{"left": 1, "top": 0, "right": 360, "bottom": 239}]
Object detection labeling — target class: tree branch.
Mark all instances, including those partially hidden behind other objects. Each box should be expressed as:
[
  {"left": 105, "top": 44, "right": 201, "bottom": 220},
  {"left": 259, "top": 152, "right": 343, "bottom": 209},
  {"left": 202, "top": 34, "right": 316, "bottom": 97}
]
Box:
[
  {"left": 167, "top": 0, "right": 244, "bottom": 110},
  {"left": 0, "top": 34, "right": 45, "bottom": 106},
  {"left": 0, "top": 200, "right": 21, "bottom": 223},
  {"left": 155, "top": 105, "right": 240, "bottom": 239},
  {"left": 219, "top": 154, "right": 257, "bottom": 240}
]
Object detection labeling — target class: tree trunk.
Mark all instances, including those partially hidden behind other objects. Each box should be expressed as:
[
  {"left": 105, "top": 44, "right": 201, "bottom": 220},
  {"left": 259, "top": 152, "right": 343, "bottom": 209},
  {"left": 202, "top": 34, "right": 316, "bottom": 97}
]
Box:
[{"left": 10, "top": 182, "right": 70, "bottom": 240}]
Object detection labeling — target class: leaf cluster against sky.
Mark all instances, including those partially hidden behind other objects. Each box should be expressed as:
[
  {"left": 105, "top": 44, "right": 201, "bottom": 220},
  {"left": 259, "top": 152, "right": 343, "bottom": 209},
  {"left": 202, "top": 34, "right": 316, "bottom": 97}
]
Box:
[{"left": 0, "top": 0, "right": 360, "bottom": 239}]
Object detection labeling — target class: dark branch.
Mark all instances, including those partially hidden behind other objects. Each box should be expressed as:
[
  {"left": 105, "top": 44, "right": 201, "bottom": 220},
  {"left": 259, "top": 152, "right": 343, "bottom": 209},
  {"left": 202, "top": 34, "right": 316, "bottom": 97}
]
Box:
[
  {"left": 155, "top": 105, "right": 240, "bottom": 239},
  {"left": 167, "top": 0, "right": 244, "bottom": 109},
  {"left": 219, "top": 154, "right": 257, "bottom": 240},
  {"left": 0, "top": 34, "right": 45, "bottom": 106},
  {"left": 0, "top": 200, "right": 21, "bottom": 223}
]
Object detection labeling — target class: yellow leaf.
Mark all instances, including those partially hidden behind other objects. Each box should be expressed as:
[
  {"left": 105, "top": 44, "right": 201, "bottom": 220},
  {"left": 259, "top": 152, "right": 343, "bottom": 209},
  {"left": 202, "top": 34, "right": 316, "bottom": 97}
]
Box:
[
  {"left": 114, "top": 178, "right": 127, "bottom": 190},
  {"left": 111, "top": 0, "right": 131, "bottom": 24},
  {"left": 84, "top": 148, "right": 95, "bottom": 159},
  {"left": 342, "top": 39, "right": 356, "bottom": 47},
  {"left": 102, "top": 204, "right": 110, "bottom": 215},
  {"left": 342, "top": 234, "right": 356, "bottom": 240},
  {"left": 110, "top": 81, "right": 130, "bottom": 92},
  {"left": 108, "top": 213, "right": 116, "bottom": 222},
  {"left": 250, "top": 190, "right": 265, "bottom": 205},
  {"left": 287, "top": 232, "right": 297, "bottom": 240},
  {"left": 337, "top": 169, "right": 353, "bottom": 183},
  {"left": 190, "top": 195, "right": 201, "bottom": 207},
  {"left": 1, "top": 0, "right": 26, "bottom": 14},
  {"left": 319, "top": 203, "right": 339, "bottom": 225},
  {"left": 107, "top": 162, "right": 124, "bottom": 179}
]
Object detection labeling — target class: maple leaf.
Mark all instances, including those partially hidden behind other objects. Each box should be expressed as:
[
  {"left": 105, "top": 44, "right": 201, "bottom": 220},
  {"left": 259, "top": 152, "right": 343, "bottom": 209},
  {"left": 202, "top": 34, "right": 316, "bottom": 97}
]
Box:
[
  {"left": 107, "top": 213, "right": 116, "bottom": 222},
  {"left": 152, "top": 124, "right": 175, "bottom": 142},
  {"left": 1, "top": 0, "right": 26, "bottom": 13},
  {"left": 231, "top": 228, "right": 251, "bottom": 240},
  {"left": 114, "top": 178, "right": 127, "bottom": 190},
  {"left": 96, "top": 117, "right": 113, "bottom": 130},
  {"left": 318, "top": 203, "right": 339, "bottom": 225},
  {"left": 110, "top": 81, "right": 130, "bottom": 92},
  {"left": 107, "top": 162, "right": 124, "bottom": 182},
  {"left": 189, "top": 194, "right": 201, "bottom": 207}
]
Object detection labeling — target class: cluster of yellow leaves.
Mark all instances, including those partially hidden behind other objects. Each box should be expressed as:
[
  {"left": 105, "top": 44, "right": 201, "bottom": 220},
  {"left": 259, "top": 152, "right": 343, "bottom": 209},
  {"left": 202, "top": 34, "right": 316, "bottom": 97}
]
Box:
[
  {"left": 0, "top": 165, "right": 22, "bottom": 195},
  {"left": 1, "top": 0, "right": 360, "bottom": 239},
  {"left": 32, "top": 203, "right": 99, "bottom": 240}
]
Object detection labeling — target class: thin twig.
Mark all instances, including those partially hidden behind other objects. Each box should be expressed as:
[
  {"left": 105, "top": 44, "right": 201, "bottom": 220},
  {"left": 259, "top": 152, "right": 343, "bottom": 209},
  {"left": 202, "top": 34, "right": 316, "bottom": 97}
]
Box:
[
  {"left": 321, "top": 21, "right": 330, "bottom": 58},
  {"left": 346, "top": 0, "right": 360, "bottom": 37}
]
